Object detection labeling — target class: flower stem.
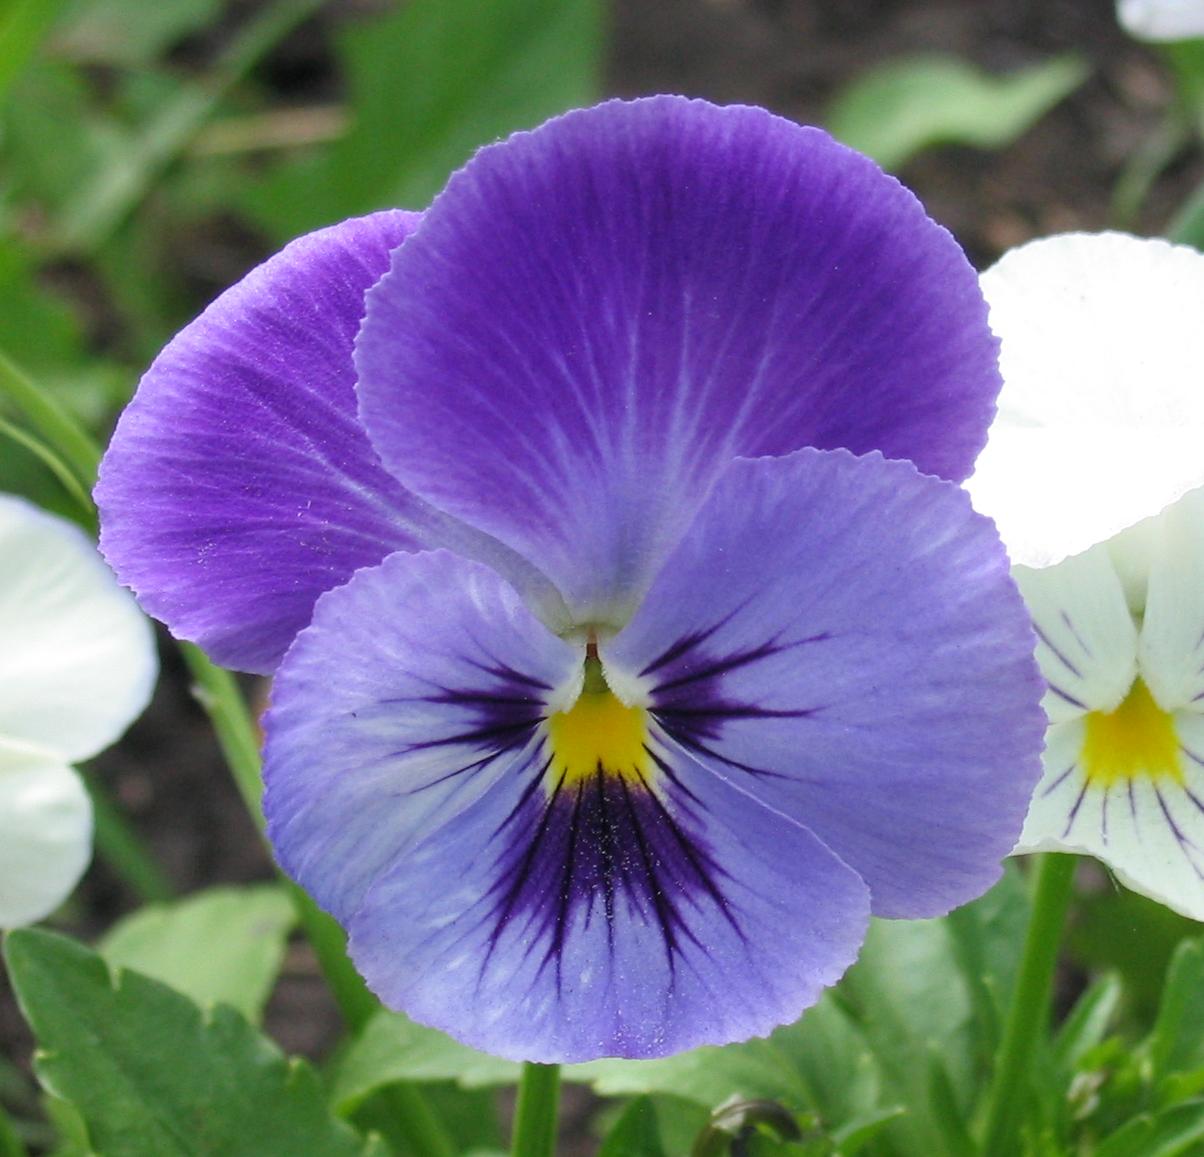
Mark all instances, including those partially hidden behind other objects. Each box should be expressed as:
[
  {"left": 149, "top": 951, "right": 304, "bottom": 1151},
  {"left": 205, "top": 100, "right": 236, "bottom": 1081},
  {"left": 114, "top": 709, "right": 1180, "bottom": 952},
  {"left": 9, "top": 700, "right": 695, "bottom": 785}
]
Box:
[
  {"left": 980, "top": 853, "right": 1078, "bottom": 1157},
  {"left": 85, "top": 777, "right": 174, "bottom": 903},
  {"left": 511, "top": 1063, "right": 561, "bottom": 1157}
]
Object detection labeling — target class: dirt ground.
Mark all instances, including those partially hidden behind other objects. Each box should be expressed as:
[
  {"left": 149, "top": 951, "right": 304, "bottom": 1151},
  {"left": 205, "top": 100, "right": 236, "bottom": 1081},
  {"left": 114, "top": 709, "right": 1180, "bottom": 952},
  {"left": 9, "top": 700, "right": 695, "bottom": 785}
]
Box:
[{"left": 2, "top": 0, "right": 1194, "bottom": 1108}]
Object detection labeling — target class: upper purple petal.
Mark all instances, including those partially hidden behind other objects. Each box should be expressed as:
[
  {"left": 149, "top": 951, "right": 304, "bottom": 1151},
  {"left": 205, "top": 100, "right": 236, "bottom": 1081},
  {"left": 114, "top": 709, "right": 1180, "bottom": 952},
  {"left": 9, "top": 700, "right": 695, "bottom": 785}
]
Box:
[
  {"left": 602, "top": 448, "right": 1046, "bottom": 919},
  {"left": 356, "top": 96, "right": 1001, "bottom": 625},
  {"left": 96, "top": 211, "right": 561, "bottom": 674}
]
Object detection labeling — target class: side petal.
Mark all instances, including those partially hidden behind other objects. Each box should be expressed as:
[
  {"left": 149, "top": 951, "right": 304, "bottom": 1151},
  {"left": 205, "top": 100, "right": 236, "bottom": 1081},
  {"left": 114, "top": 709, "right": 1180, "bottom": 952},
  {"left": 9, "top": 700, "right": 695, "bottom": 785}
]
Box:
[
  {"left": 1012, "top": 546, "right": 1139, "bottom": 723},
  {"left": 0, "top": 496, "right": 156, "bottom": 762},
  {"left": 349, "top": 731, "right": 869, "bottom": 1062},
  {"left": 602, "top": 449, "right": 1046, "bottom": 919},
  {"left": 966, "top": 233, "right": 1204, "bottom": 568},
  {"left": 97, "top": 211, "right": 557, "bottom": 675},
  {"left": 264, "top": 549, "right": 580, "bottom": 925},
  {"left": 356, "top": 96, "right": 1000, "bottom": 626},
  {"left": 0, "top": 739, "right": 92, "bottom": 927},
  {"left": 1135, "top": 488, "right": 1204, "bottom": 710}
]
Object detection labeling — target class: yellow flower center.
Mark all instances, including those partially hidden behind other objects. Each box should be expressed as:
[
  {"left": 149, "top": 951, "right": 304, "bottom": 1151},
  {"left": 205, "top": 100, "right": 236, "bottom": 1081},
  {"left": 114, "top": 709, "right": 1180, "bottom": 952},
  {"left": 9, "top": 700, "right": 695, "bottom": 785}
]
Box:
[
  {"left": 1081, "top": 678, "right": 1183, "bottom": 788},
  {"left": 546, "top": 653, "right": 651, "bottom": 787}
]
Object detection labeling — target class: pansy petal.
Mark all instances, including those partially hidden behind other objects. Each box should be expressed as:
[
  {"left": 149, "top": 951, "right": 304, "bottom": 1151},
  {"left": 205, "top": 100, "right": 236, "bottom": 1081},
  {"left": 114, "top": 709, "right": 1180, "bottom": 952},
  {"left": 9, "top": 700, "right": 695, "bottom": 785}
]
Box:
[
  {"left": 967, "top": 233, "right": 1204, "bottom": 568},
  {"left": 1019, "top": 715, "right": 1204, "bottom": 921},
  {"left": 264, "top": 546, "right": 869, "bottom": 1061},
  {"left": 96, "top": 211, "right": 557, "bottom": 675},
  {"left": 602, "top": 449, "right": 1044, "bottom": 919},
  {"left": 357, "top": 96, "right": 1000, "bottom": 625},
  {"left": 0, "top": 496, "right": 155, "bottom": 762},
  {"left": 1012, "top": 546, "right": 1139, "bottom": 723},
  {"left": 349, "top": 730, "right": 869, "bottom": 1062},
  {"left": 264, "top": 549, "right": 580, "bottom": 925},
  {"left": 1118, "top": 0, "right": 1204, "bottom": 41},
  {"left": 1136, "top": 488, "right": 1204, "bottom": 711},
  {"left": 0, "top": 739, "right": 92, "bottom": 927}
]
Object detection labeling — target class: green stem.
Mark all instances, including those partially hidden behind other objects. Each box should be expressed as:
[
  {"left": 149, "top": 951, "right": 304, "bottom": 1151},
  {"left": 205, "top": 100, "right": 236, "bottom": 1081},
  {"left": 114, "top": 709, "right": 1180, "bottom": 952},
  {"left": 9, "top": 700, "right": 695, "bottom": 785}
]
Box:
[
  {"left": 980, "top": 853, "right": 1078, "bottom": 1157},
  {"left": 85, "top": 778, "right": 174, "bottom": 902},
  {"left": 0, "top": 1101, "right": 28, "bottom": 1157},
  {"left": 511, "top": 1063, "right": 561, "bottom": 1157},
  {"left": 0, "top": 349, "right": 100, "bottom": 491}
]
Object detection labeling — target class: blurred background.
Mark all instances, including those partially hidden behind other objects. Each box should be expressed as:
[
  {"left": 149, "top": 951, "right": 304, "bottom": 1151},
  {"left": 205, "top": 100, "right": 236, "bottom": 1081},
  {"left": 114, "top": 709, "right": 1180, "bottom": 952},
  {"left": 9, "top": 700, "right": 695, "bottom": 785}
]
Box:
[{"left": 2, "top": 0, "right": 1201, "bottom": 1108}]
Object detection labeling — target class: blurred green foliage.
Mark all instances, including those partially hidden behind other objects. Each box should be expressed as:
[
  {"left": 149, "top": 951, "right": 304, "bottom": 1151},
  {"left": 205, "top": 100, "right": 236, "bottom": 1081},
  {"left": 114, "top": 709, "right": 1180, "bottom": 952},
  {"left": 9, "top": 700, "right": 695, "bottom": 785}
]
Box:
[
  {"left": 0, "top": 0, "right": 602, "bottom": 516},
  {"left": 826, "top": 54, "right": 1087, "bottom": 171}
]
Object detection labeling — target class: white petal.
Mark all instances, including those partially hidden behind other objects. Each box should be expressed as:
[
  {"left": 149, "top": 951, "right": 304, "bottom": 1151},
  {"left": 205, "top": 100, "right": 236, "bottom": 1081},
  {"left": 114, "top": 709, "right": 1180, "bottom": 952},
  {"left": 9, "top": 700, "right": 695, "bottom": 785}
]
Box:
[
  {"left": 0, "top": 738, "right": 92, "bottom": 927},
  {"left": 1137, "top": 488, "right": 1204, "bottom": 710},
  {"left": 1118, "top": 0, "right": 1204, "bottom": 41},
  {"left": 1014, "top": 545, "right": 1138, "bottom": 721},
  {"left": 1018, "top": 716, "right": 1204, "bottom": 920},
  {"left": 967, "top": 233, "right": 1204, "bottom": 568},
  {"left": 0, "top": 496, "right": 157, "bottom": 761}
]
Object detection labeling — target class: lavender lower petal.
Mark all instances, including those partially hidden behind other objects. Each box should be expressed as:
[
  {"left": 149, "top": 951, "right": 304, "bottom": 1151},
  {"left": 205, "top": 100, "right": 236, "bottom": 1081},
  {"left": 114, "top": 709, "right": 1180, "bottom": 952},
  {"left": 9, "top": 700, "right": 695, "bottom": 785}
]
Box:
[{"left": 348, "top": 727, "right": 868, "bottom": 1062}]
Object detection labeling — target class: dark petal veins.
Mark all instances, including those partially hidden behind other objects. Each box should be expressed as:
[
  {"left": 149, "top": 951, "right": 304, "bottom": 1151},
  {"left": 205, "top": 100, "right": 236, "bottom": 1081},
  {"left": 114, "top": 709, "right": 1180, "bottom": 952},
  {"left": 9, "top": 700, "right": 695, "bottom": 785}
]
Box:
[{"left": 604, "top": 448, "right": 1045, "bottom": 920}]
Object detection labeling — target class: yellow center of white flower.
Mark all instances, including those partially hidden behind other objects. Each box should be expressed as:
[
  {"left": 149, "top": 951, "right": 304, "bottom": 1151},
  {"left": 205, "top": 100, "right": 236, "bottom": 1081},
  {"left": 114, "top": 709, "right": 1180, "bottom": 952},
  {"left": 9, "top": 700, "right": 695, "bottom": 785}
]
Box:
[
  {"left": 1081, "top": 678, "right": 1183, "bottom": 788},
  {"left": 545, "top": 654, "right": 650, "bottom": 787}
]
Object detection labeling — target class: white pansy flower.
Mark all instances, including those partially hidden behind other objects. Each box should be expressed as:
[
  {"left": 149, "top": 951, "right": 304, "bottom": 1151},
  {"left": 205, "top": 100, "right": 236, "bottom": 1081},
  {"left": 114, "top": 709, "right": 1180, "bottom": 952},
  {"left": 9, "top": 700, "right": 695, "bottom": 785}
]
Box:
[
  {"left": 1118, "top": 0, "right": 1204, "bottom": 42},
  {"left": 0, "top": 495, "right": 157, "bottom": 926},
  {"left": 968, "top": 232, "right": 1204, "bottom": 920}
]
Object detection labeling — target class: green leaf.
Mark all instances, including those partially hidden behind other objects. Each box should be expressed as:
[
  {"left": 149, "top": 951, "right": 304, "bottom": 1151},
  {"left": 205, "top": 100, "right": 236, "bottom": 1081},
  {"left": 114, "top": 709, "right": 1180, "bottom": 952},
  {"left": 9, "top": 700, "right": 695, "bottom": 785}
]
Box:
[
  {"left": 943, "top": 862, "right": 1029, "bottom": 1062},
  {"left": 242, "top": 0, "right": 603, "bottom": 241},
  {"left": 1052, "top": 973, "right": 1123, "bottom": 1075},
  {"left": 98, "top": 885, "right": 296, "bottom": 1024},
  {"left": 0, "top": 0, "right": 69, "bottom": 105},
  {"left": 598, "top": 1097, "right": 666, "bottom": 1157},
  {"left": 332, "top": 1009, "right": 519, "bottom": 1112},
  {"left": 1147, "top": 937, "right": 1204, "bottom": 1081},
  {"left": 3, "top": 927, "right": 374, "bottom": 1157},
  {"left": 1095, "top": 1100, "right": 1204, "bottom": 1157},
  {"left": 826, "top": 54, "right": 1088, "bottom": 170}
]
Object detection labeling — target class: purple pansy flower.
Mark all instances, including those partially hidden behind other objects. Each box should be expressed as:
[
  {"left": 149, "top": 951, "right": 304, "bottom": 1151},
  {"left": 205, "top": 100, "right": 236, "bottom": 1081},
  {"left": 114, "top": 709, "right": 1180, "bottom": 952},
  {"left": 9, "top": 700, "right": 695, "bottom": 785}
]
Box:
[{"left": 96, "top": 97, "right": 1044, "bottom": 1062}]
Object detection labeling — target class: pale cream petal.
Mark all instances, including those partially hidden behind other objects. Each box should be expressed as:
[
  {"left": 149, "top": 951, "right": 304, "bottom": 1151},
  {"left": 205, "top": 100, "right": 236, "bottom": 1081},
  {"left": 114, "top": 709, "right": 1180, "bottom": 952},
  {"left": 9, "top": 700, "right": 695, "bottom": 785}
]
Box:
[
  {"left": 1137, "top": 488, "right": 1204, "bottom": 711},
  {"left": 0, "top": 738, "right": 92, "bottom": 928},
  {"left": 968, "top": 233, "right": 1204, "bottom": 567},
  {"left": 1014, "top": 545, "right": 1138, "bottom": 722},
  {"left": 1119, "top": 0, "right": 1204, "bottom": 41},
  {"left": 0, "top": 495, "right": 157, "bottom": 761}
]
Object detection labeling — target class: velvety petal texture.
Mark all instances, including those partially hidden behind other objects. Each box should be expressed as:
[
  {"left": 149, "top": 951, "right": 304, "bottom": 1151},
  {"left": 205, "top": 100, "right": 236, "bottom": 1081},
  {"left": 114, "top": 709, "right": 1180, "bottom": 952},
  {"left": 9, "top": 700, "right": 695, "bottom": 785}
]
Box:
[
  {"left": 97, "top": 211, "right": 558, "bottom": 674},
  {"left": 967, "top": 233, "right": 1204, "bottom": 568},
  {"left": 603, "top": 450, "right": 1045, "bottom": 919},
  {"left": 357, "top": 96, "right": 1001, "bottom": 626}
]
